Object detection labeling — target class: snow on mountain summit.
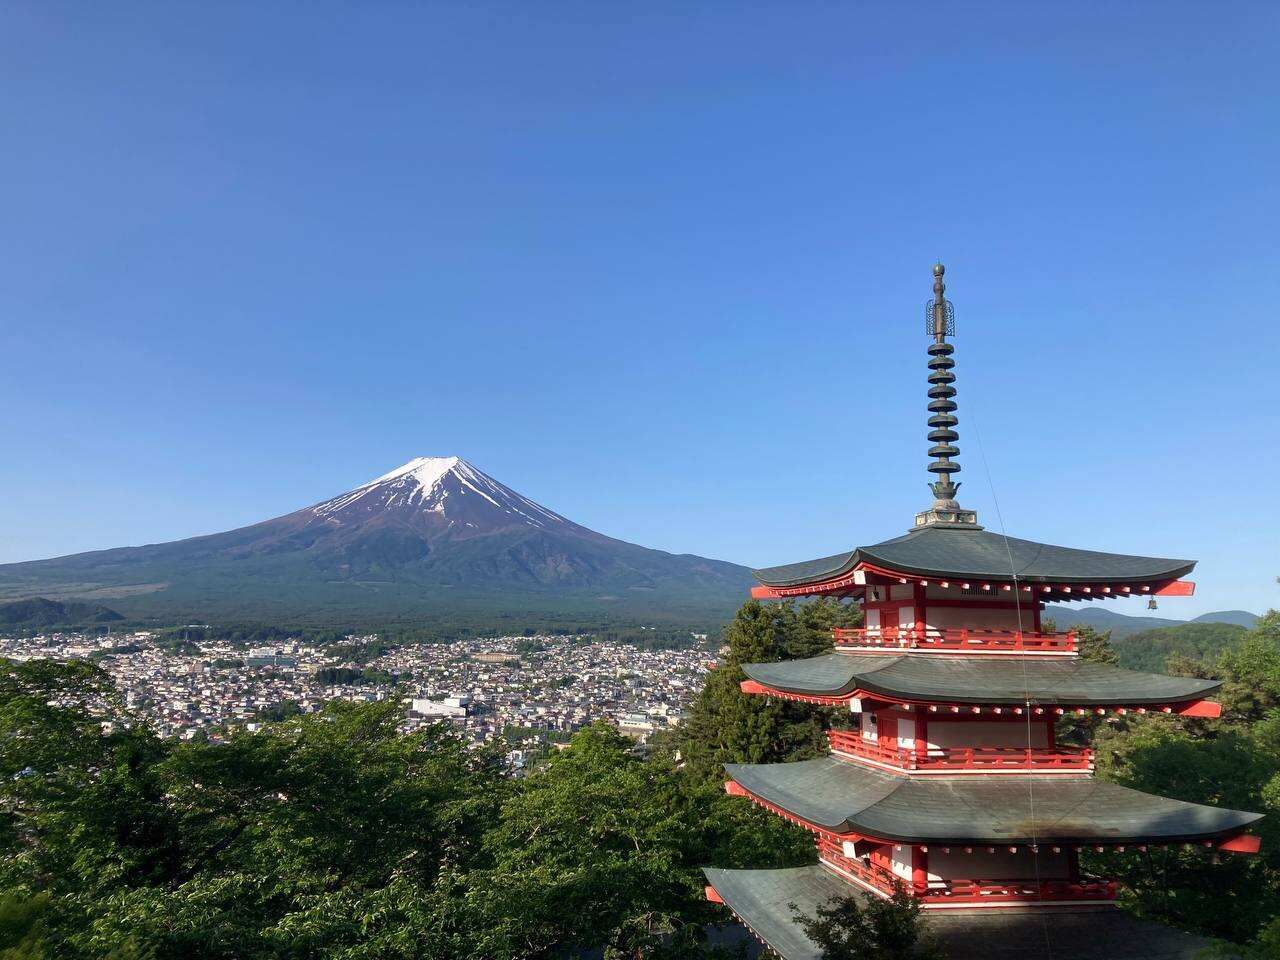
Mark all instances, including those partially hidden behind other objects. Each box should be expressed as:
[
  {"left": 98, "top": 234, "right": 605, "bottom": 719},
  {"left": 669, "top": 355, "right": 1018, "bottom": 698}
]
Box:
[
  {"left": 364, "top": 456, "right": 461, "bottom": 491},
  {"left": 310, "top": 456, "right": 574, "bottom": 532}
]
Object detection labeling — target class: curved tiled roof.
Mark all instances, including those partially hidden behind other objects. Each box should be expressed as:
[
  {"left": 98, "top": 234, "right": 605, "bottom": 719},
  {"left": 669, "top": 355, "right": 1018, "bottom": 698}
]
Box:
[
  {"left": 703, "top": 865, "right": 1214, "bottom": 960},
  {"left": 740, "top": 653, "right": 1222, "bottom": 706},
  {"left": 725, "top": 757, "right": 1261, "bottom": 844},
  {"left": 753, "top": 526, "right": 1195, "bottom": 588}
]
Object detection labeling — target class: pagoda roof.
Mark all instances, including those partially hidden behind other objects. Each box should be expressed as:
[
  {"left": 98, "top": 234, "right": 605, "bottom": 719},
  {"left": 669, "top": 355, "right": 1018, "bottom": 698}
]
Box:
[
  {"left": 724, "top": 757, "right": 1261, "bottom": 844},
  {"left": 753, "top": 525, "right": 1195, "bottom": 589},
  {"left": 703, "top": 865, "right": 1213, "bottom": 960},
  {"left": 740, "top": 653, "right": 1221, "bottom": 707}
]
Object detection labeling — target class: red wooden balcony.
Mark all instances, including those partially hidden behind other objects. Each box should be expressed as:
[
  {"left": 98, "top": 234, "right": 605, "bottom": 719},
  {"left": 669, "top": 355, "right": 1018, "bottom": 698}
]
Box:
[
  {"left": 817, "top": 840, "right": 1116, "bottom": 906},
  {"left": 832, "top": 626, "right": 1076, "bottom": 655},
  {"left": 826, "top": 730, "right": 1094, "bottom": 773}
]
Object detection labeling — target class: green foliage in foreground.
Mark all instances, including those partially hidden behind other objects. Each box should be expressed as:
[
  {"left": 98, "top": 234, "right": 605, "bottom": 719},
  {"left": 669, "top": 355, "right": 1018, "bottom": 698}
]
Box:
[
  {"left": 0, "top": 657, "right": 808, "bottom": 960},
  {"left": 792, "top": 884, "right": 941, "bottom": 960},
  {"left": 678, "top": 598, "right": 861, "bottom": 783},
  {"left": 1087, "top": 610, "right": 1280, "bottom": 947}
]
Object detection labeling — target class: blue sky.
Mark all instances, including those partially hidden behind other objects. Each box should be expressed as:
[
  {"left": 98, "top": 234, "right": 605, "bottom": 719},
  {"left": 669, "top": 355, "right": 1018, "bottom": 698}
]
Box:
[{"left": 1, "top": 3, "right": 1277, "bottom": 617}]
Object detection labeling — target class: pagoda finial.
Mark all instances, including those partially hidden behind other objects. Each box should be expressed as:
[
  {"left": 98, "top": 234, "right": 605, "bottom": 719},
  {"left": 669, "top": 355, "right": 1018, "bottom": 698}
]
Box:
[{"left": 915, "top": 262, "right": 980, "bottom": 530}]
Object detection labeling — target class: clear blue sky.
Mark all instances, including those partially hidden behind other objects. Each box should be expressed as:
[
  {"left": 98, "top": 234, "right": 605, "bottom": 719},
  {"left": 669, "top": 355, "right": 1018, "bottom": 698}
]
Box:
[{"left": 2, "top": 3, "right": 1277, "bottom": 617}]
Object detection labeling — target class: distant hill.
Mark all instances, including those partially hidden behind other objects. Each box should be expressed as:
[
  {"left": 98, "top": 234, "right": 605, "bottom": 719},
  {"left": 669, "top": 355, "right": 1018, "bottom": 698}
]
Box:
[
  {"left": 1111, "top": 622, "right": 1249, "bottom": 673},
  {"left": 1190, "top": 610, "right": 1260, "bottom": 629},
  {"left": 1048, "top": 606, "right": 1261, "bottom": 639},
  {"left": 0, "top": 457, "right": 753, "bottom": 626},
  {"left": 0, "top": 597, "right": 125, "bottom": 628}
]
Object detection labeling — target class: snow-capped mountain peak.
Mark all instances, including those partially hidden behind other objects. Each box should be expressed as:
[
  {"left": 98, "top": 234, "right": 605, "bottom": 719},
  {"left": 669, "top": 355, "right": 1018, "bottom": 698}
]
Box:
[
  {"left": 0, "top": 454, "right": 754, "bottom": 621},
  {"left": 310, "top": 456, "right": 575, "bottom": 532},
  {"left": 364, "top": 456, "right": 461, "bottom": 491}
]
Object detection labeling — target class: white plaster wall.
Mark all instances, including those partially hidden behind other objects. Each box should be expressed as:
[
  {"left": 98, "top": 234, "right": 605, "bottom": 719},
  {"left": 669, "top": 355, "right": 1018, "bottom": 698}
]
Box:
[
  {"left": 926, "top": 720, "right": 1048, "bottom": 750},
  {"left": 890, "top": 847, "right": 913, "bottom": 880},
  {"left": 925, "top": 605, "right": 1024, "bottom": 632},
  {"left": 926, "top": 847, "right": 1070, "bottom": 881}
]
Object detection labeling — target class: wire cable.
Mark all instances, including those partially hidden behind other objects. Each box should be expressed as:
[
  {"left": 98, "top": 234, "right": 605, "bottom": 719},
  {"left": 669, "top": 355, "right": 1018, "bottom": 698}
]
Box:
[{"left": 971, "top": 408, "right": 1055, "bottom": 960}]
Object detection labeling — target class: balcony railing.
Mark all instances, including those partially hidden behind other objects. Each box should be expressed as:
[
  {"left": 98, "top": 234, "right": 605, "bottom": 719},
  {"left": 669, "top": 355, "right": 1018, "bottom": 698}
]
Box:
[
  {"left": 827, "top": 730, "right": 1094, "bottom": 772},
  {"left": 817, "top": 840, "right": 1116, "bottom": 905},
  {"left": 833, "top": 626, "right": 1076, "bottom": 655}
]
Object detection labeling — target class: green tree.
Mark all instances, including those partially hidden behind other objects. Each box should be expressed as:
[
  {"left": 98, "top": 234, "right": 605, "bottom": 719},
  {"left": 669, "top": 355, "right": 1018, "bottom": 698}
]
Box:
[
  {"left": 1, "top": 654, "right": 813, "bottom": 960},
  {"left": 470, "top": 723, "right": 809, "bottom": 958},
  {"left": 1214, "top": 611, "right": 1280, "bottom": 724},
  {"left": 679, "top": 600, "right": 855, "bottom": 783},
  {"left": 791, "top": 886, "right": 940, "bottom": 960},
  {"left": 1084, "top": 607, "right": 1280, "bottom": 944},
  {"left": 1114, "top": 622, "right": 1248, "bottom": 673}
]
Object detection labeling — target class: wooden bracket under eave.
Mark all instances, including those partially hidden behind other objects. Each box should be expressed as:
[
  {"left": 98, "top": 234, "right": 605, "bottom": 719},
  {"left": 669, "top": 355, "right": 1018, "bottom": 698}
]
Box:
[
  {"left": 1219, "top": 833, "right": 1262, "bottom": 854},
  {"left": 1176, "top": 699, "right": 1222, "bottom": 718}
]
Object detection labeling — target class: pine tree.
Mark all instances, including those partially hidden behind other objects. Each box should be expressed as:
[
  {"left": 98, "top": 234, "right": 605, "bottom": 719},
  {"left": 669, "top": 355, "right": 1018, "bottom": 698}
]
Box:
[{"left": 679, "top": 599, "right": 860, "bottom": 783}]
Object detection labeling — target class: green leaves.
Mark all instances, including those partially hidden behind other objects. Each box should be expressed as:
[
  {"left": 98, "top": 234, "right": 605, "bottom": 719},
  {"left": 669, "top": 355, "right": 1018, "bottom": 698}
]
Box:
[
  {"left": 0, "top": 653, "right": 804, "bottom": 960},
  {"left": 678, "top": 598, "right": 858, "bottom": 782},
  {"left": 1086, "top": 608, "right": 1280, "bottom": 944},
  {"left": 791, "top": 885, "right": 939, "bottom": 960}
]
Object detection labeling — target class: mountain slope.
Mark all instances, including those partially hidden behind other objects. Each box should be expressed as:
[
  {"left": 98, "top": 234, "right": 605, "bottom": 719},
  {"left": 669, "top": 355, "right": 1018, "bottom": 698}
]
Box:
[
  {"left": 0, "top": 597, "right": 125, "bottom": 628},
  {"left": 0, "top": 458, "right": 753, "bottom": 624},
  {"left": 1112, "top": 622, "right": 1249, "bottom": 673},
  {"left": 1045, "top": 606, "right": 1261, "bottom": 639},
  {"left": 1190, "top": 610, "right": 1259, "bottom": 629}
]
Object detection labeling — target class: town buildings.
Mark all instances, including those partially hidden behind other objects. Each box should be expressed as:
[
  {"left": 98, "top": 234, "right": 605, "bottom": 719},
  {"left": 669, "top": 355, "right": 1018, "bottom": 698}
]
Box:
[{"left": 0, "top": 630, "right": 705, "bottom": 761}]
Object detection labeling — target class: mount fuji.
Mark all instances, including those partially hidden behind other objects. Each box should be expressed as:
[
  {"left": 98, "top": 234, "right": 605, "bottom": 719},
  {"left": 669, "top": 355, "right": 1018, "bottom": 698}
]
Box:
[{"left": 0, "top": 457, "right": 753, "bottom": 624}]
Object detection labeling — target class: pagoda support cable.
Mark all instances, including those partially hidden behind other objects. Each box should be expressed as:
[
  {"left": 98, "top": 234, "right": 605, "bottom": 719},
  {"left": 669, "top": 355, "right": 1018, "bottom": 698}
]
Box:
[{"left": 972, "top": 403, "right": 1054, "bottom": 959}]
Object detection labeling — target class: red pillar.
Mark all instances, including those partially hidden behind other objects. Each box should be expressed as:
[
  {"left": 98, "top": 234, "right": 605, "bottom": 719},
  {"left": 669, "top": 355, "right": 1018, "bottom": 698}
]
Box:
[
  {"left": 878, "top": 712, "right": 898, "bottom": 754},
  {"left": 912, "top": 846, "right": 928, "bottom": 893},
  {"left": 913, "top": 582, "right": 927, "bottom": 634}
]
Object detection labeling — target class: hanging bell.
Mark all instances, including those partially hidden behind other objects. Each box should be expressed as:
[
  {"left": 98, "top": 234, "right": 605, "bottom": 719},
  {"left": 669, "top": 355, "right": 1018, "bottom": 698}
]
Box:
[{"left": 1147, "top": 597, "right": 1158, "bottom": 610}]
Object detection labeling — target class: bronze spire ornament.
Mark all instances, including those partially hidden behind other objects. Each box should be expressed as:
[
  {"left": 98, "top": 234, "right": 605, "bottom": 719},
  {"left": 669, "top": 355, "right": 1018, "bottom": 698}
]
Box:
[{"left": 915, "top": 263, "right": 980, "bottom": 529}]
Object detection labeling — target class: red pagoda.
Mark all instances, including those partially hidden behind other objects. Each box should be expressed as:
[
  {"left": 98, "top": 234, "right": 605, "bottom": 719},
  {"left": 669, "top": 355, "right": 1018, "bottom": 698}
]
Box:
[{"left": 703, "top": 265, "right": 1262, "bottom": 960}]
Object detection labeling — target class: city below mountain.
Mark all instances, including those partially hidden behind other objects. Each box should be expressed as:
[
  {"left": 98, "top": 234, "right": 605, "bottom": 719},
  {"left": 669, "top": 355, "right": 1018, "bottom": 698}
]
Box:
[{"left": 0, "top": 457, "right": 753, "bottom": 625}]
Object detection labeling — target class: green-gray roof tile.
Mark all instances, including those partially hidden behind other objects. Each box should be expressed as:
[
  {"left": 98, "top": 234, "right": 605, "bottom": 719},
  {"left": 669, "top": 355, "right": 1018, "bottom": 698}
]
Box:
[
  {"left": 703, "top": 865, "right": 1215, "bottom": 960},
  {"left": 724, "top": 757, "right": 1261, "bottom": 844},
  {"left": 740, "top": 653, "right": 1222, "bottom": 705},
  {"left": 753, "top": 526, "right": 1195, "bottom": 587}
]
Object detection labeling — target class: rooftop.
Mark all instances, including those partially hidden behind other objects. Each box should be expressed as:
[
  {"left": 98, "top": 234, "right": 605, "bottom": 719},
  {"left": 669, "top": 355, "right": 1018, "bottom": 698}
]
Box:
[
  {"left": 753, "top": 525, "right": 1195, "bottom": 590},
  {"left": 739, "top": 653, "right": 1221, "bottom": 707},
  {"left": 724, "top": 756, "right": 1261, "bottom": 845},
  {"left": 704, "top": 865, "right": 1214, "bottom": 960}
]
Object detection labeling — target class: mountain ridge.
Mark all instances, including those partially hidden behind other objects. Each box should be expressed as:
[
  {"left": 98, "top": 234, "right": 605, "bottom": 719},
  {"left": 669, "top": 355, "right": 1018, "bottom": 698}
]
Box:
[
  {"left": 0, "top": 457, "right": 753, "bottom": 625},
  {"left": 1048, "top": 606, "right": 1260, "bottom": 638}
]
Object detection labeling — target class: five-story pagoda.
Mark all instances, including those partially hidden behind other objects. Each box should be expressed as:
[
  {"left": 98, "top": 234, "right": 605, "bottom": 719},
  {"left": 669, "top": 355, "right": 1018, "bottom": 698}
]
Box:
[{"left": 703, "top": 265, "right": 1262, "bottom": 959}]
